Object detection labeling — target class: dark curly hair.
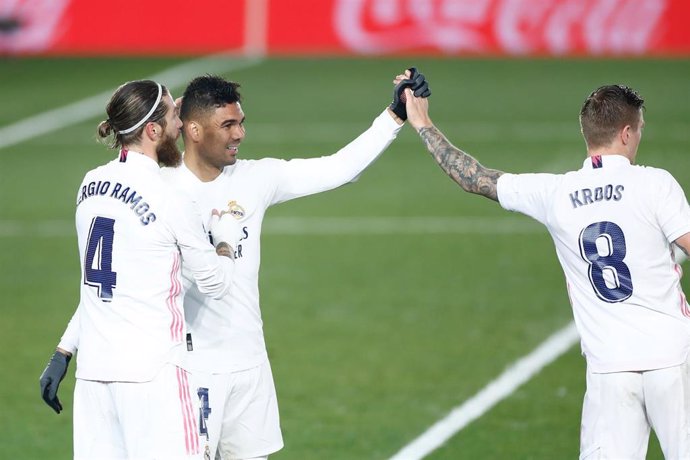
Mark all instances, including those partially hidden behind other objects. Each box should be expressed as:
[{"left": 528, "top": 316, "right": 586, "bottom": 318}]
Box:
[{"left": 180, "top": 74, "right": 242, "bottom": 122}]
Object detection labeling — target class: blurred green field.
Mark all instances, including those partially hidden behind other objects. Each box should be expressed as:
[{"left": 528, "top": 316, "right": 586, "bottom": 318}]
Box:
[{"left": 1, "top": 56, "right": 688, "bottom": 459}]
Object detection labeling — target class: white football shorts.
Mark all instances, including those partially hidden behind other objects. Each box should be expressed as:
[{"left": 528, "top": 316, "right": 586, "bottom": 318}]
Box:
[
  {"left": 191, "top": 359, "right": 283, "bottom": 460},
  {"left": 73, "top": 363, "right": 202, "bottom": 460},
  {"left": 580, "top": 354, "right": 690, "bottom": 460}
]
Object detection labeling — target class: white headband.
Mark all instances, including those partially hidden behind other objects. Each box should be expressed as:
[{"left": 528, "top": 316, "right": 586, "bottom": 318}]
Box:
[{"left": 117, "top": 82, "right": 163, "bottom": 134}]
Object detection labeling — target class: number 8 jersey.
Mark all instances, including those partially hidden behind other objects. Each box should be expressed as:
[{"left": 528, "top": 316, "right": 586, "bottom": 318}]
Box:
[{"left": 497, "top": 154, "right": 690, "bottom": 373}]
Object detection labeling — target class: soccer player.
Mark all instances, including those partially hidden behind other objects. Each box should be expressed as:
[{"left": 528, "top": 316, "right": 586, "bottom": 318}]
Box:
[
  {"left": 38, "top": 80, "right": 242, "bottom": 459},
  {"left": 166, "top": 71, "right": 428, "bottom": 460},
  {"left": 404, "top": 82, "right": 690, "bottom": 458}
]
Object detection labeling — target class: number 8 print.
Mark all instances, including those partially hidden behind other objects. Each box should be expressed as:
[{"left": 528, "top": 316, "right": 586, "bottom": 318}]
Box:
[{"left": 579, "top": 221, "right": 633, "bottom": 303}]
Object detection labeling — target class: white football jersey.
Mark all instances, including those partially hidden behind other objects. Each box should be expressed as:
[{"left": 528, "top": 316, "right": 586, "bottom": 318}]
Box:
[
  {"left": 498, "top": 154, "right": 690, "bottom": 373},
  {"left": 164, "top": 110, "right": 402, "bottom": 373},
  {"left": 60, "top": 151, "right": 234, "bottom": 382}
]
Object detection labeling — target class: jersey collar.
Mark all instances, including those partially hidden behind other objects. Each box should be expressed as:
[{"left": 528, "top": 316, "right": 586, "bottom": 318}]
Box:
[
  {"left": 119, "top": 149, "right": 160, "bottom": 173},
  {"left": 581, "top": 154, "right": 631, "bottom": 170},
  {"left": 178, "top": 157, "right": 236, "bottom": 184},
  {"left": 178, "top": 160, "right": 202, "bottom": 184}
]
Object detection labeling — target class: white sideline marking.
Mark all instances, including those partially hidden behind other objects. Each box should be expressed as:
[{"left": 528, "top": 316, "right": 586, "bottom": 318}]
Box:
[
  {"left": 184, "top": 121, "right": 686, "bottom": 145},
  {"left": 389, "top": 322, "right": 580, "bottom": 460},
  {"left": 0, "top": 55, "right": 264, "bottom": 151},
  {"left": 263, "top": 216, "right": 542, "bottom": 235},
  {"left": 0, "top": 216, "right": 542, "bottom": 238},
  {"left": 8, "top": 118, "right": 687, "bottom": 148}
]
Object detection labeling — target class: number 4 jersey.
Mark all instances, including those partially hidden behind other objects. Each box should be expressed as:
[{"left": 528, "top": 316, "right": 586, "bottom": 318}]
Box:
[
  {"left": 497, "top": 155, "right": 690, "bottom": 373},
  {"left": 62, "top": 151, "right": 234, "bottom": 382}
]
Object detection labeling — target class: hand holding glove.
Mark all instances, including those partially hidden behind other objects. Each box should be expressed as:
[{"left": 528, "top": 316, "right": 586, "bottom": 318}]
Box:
[
  {"left": 210, "top": 210, "right": 243, "bottom": 258},
  {"left": 389, "top": 67, "right": 431, "bottom": 121}
]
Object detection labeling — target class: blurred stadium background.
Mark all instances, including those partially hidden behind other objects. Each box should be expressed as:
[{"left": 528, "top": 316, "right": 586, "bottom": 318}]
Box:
[{"left": 1, "top": 1, "right": 689, "bottom": 459}]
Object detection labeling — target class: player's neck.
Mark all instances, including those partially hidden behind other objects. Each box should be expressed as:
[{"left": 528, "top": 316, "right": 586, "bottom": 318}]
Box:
[
  {"left": 124, "top": 143, "right": 159, "bottom": 164},
  {"left": 183, "top": 152, "right": 222, "bottom": 182},
  {"left": 587, "top": 144, "right": 634, "bottom": 162}
]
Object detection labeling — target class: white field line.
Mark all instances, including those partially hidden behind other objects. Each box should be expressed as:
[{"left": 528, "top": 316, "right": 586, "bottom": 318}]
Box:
[
  {"left": 263, "top": 216, "right": 542, "bottom": 235},
  {"left": 247, "top": 121, "right": 688, "bottom": 144},
  {"left": 0, "top": 216, "right": 543, "bottom": 238},
  {"left": 0, "top": 55, "right": 264, "bottom": 151},
  {"left": 389, "top": 322, "right": 580, "bottom": 460}
]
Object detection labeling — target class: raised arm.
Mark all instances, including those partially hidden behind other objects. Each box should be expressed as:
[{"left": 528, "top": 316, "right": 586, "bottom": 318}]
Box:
[
  {"left": 268, "top": 108, "right": 403, "bottom": 204},
  {"left": 268, "top": 68, "right": 431, "bottom": 205},
  {"left": 405, "top": 89, "right": 504, "bottom": 202}
]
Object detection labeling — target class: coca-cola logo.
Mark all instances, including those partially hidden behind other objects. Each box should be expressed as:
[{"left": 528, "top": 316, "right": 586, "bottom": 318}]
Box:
[
  {"left": 0, "top": 0, "right": 70, "bottom": 53},
  {"left": 334, "top": 0, "right": 668, "bottom": 55}
]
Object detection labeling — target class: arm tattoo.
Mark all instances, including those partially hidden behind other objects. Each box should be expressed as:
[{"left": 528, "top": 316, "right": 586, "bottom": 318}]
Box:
[{"left": 418, "top": 126, "right": 503, "bottom": 202}]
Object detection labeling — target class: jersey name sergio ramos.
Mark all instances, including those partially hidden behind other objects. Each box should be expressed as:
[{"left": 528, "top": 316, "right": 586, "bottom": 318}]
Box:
[
  {"left": 497, "top": 155, "right": 690, "bottom": 373},
  {"left": 65, "top": 151, "right": 233, "bottom": 382},
  {"left": 164, "top": 109, "right": 402, "bottom": 373}
]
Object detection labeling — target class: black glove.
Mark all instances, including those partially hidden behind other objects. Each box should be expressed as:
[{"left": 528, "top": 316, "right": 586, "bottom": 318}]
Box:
[
  {"left": 389, "top": 67, "right": 432, "bottom": 121},
  {"left": 410, "top": 70, "right": 431, "bottom": 98},
  {"left": 39, "top": 351, "right": 71, "bottom": 414}
]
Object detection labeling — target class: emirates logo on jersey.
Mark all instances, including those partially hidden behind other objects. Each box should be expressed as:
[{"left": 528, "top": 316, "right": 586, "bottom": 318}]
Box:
[{"left": 223, "top": 200, "right": 245, "bottom": 219}]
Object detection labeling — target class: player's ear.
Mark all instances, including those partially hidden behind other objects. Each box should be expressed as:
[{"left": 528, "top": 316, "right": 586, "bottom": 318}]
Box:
[
  {"left": 144, "top": 122, "right": 159, "bottom": 140},
  {"left": 620, "top": 124, "right": 632, "bottom": 145},
  {"left": 188, "top": 121, "right": 202, "bottom": 142}
]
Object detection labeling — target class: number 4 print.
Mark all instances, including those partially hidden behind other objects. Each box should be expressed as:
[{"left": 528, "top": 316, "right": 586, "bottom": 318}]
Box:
[
  {"left": 579, "top": 221, "right": 633, "bottom": 303},
  {"left": 197, "top": 387, "right": 212, "bottom": 440},
  {"left": 84, "top": 216, "right": 117, "bottom": 301}
]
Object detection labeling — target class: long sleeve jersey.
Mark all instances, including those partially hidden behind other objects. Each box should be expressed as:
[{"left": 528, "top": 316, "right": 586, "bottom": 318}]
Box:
[
  {"left": 59, "top": 151, "right": 234, "bottom": 382},
  {"left": 166, "top": 109, "right": 402, "bottom": 373}
]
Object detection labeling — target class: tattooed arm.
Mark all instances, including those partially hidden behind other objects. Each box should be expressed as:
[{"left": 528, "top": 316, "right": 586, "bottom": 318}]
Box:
[
  {"left": 417, "top": 126, "right": 504, "bottom": 201},
  {"left": 403, "top": 88, "right": 504, "bottom": 201}
]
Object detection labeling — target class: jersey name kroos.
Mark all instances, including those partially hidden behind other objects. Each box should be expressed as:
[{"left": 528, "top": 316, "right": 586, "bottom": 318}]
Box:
[
  {"left": 569, "top": 183, "right": 624, "bottom": 209},
  {"left": 76, "top": 179, "right": 156, "bottom": 225}
]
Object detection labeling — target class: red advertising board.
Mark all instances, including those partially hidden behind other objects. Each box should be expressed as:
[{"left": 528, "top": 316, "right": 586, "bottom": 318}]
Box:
[
  {"left": 1, "top": 0, "right": 689, "bottom": 56},
  {"left": 0, "top": 0, "right": 246, "bottom": 55},
  {"left": 269, "top": 0, "right": 690, "bottom": 56}
]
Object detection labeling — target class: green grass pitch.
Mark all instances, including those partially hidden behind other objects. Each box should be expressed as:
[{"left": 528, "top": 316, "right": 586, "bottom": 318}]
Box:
[{"left": 1, "top": 56, "right": 688, "bottom": 459}]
